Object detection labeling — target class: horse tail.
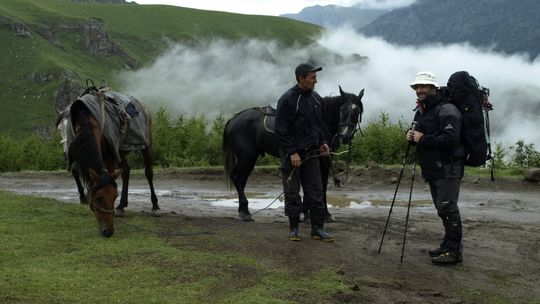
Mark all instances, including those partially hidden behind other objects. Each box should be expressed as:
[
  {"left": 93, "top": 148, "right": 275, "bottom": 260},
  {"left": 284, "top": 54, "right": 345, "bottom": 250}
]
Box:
[
  {"left": 222, "top": 118, "right": 237, "bottom": 191},
  {"left": 141, "top": 102, "right": 153, "bottom": 148}
]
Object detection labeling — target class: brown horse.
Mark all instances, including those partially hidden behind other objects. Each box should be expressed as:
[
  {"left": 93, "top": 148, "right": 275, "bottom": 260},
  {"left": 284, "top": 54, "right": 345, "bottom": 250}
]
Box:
[
  {"left": 68, "top": 95, "right": 121, "bottom": 237},
  {"left": 64, "top": 86, "right": 160, "bottom": 236}
]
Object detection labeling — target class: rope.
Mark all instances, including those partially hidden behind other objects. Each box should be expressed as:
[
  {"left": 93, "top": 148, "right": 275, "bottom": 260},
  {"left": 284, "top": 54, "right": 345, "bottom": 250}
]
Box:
[
  {"left": 116, "top": 145, "right": 354, "bottom": 237},
  {"left": 114, "top": 192, "right": 284, "bottom": 237}
]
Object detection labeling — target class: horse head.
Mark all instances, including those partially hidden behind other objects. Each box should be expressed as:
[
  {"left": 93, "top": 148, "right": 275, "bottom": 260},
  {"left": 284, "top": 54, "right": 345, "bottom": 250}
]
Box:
[
  {"left": 337, "top": 85, "right": 364, "bottom": 145},
  {"left": 88, "top": 168, "right": 122, "bottom": 237}
]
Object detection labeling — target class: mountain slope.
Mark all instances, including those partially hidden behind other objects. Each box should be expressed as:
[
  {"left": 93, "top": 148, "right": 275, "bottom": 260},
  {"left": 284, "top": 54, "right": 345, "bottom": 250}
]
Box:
[
  {"left": 281, "top": 4, "right": 387, "bottom": 29},
  {"left": 0, "top": 0, "right": 321, "bottom": 134},
  {"left": 361, "top": 0, "right": 540, "bottom": 60}
]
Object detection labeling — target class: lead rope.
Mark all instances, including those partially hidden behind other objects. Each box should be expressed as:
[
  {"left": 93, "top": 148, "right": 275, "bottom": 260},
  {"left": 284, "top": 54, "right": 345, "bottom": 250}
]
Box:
[
  {"left": 115, "top": 190, "right": 285, "bottom": 237},
  {"left": 116, "top": 150, "right": 348, "bottom": 237}
]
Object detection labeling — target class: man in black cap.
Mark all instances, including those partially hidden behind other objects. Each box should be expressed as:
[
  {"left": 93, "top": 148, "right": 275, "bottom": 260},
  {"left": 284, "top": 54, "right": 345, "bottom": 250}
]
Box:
[{"left": 275, "top": 63, "right": 334, "bottom": 242}]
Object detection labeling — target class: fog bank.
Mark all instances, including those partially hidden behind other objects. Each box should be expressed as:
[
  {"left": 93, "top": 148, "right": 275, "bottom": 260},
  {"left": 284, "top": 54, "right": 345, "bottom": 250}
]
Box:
[{"left": 119, "top": 28, "right": 540, "bottom": 147}]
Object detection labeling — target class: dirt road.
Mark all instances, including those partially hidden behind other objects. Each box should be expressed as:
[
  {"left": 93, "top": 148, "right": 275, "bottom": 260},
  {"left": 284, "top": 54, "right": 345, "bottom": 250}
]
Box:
[{"left": 1, "top": 168, "right": 539, "bottom": 303}]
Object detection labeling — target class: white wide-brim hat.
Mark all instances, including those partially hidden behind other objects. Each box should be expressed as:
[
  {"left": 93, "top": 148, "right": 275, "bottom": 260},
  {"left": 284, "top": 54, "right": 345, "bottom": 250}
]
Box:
[{"left": 410, "top": 71, "right": 438, "bottom": 89}]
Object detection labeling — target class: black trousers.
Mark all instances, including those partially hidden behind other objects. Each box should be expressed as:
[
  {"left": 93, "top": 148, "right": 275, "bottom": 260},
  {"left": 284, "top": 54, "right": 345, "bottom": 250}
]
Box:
[
  {"left": 428, "top": 178, "right": 463, "bottom": 255},
  {"left": 280, "top": 150, "right": 326, "bottom": 226}
]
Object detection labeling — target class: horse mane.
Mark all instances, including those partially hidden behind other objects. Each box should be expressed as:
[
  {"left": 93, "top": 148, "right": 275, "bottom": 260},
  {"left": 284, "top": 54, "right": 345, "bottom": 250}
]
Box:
[
  {"left": 321, "top": 94, "right": 345, "bottom": 134},
  {"left": 322, "top": 94, "right": 345, "bottom": 112},
  {"left": 69, "top": 100, "right": 105, "bottom": 185}
]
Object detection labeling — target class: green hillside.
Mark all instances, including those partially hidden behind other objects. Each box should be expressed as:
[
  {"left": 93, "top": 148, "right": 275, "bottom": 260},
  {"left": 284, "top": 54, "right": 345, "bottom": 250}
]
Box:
[{"left": 0, "top": 0, "right": 321, "bottom": 134}]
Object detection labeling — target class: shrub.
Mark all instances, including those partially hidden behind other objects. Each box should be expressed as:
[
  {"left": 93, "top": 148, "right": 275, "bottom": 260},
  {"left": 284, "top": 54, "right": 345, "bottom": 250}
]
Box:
[
  {"left": 350, "top": 112, "right": 409, "bottom": 165},
  {"left": 509, "top": 139, "right": 540, "bottom": 168}
]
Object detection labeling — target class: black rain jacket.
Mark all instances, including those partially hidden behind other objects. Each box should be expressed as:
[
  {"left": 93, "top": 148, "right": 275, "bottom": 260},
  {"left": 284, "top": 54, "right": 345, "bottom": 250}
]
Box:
[
  {"left": 413, "top": 90, "right": 464, "bottom": 180},
  {"left": 275, "top": 85, "right": 326, "bottom": 156}
]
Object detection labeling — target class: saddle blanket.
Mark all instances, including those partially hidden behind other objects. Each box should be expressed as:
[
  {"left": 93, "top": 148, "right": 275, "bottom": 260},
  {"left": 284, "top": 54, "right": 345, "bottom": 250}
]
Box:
[{"left": 65, "top": 89, "right": 150, "bottom": 165}]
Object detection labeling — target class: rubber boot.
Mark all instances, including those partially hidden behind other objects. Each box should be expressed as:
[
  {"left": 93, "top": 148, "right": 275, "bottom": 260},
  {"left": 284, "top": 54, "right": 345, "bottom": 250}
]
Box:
[
  {"left": 310, "top": 214, "right": 334, "bottom": 242},
  {"left": 288, "top": 217, "right": 301, "bottom": 241}
]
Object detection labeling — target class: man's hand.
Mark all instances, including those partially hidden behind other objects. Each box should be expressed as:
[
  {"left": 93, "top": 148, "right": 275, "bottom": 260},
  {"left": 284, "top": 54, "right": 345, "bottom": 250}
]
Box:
[
  {"left": 406, "top": 130, "right": 423, "bottom": 143},
  {"left": 290, "top": 153, "right": 301, "bottom": 168},
  {"left": 406, "top": 129, "right": 414, "bottom": 142},
  {"left": 320, "top": 144, "right": 330, "bottom": 157},
  {"left": 412, "top": 131, "right": 424, "bottom": 143}
]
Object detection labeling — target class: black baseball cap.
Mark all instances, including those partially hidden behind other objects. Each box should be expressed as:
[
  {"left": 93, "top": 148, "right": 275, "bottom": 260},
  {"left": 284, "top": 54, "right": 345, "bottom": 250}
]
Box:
[{"left": 295, "top": 63, "right": 322, "bottom": 77}]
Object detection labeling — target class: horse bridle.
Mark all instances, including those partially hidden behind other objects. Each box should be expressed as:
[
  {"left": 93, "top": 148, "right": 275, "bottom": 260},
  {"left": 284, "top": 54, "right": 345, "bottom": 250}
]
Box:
[
  {"left": 329, "top": 99, "right": 363, "bottom": 186},
  {"left": 90, "top": 200, "right": 115, "bottom": 214},
  {"left": 332, "top": 99, "right": 362, "bottom": 147},
  {"left": 88, "top": 172, "right": 117, "bottom": 214}
]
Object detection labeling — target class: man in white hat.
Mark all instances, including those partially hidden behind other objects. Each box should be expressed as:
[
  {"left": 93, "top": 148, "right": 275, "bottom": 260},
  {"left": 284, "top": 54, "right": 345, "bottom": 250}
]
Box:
[{"left": 407, "top": 71, "right": 464, "bottom": 265}]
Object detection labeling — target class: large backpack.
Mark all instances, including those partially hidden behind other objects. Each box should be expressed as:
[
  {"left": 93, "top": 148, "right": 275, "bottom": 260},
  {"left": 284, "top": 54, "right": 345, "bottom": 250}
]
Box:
[{"left": 445, "top": 71, "right": 492, "bottom": 167}]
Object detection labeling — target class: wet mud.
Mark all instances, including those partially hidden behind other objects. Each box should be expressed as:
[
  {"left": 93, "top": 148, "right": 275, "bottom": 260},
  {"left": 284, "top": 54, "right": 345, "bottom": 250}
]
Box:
[{"left": 1, "top": 168, "right": 539, "bottom": 303}]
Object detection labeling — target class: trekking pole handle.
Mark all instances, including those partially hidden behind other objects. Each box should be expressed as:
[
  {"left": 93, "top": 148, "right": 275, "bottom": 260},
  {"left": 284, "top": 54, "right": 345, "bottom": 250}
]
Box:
[
  {"left": 411, "top": 121, "right": 417, "bottom": 132},
  {"left": 407, "top": 121, "right": 417, "bottom": 144}
]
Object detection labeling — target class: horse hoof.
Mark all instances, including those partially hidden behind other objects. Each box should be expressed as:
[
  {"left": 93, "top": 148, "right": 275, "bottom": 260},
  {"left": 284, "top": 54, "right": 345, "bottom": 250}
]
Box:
[
  {"left": 301, "top": 213, "right": 310, "bottom": 224},
  {"left": 80, "top": 198, "right": 88, "bottom": 205},
  {"left": 325, "top": 214, "right": 337, "bottom": 223},
  {"left": 152, "top": 209, "right": 162, "bottom": 217},
  {"left": 115, "top": 208, "right": 125, "bottom": 217},
  {"left": 239, "top": 213, "right": 254, "bottom": 222}
]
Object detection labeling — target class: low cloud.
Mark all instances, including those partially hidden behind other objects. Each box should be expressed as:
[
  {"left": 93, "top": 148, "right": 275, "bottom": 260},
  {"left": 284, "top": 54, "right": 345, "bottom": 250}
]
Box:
[
  {"left": 118, "top": 28, "right": 540, "bottom": 148},
  {"left": 352, "top": 0, "right": 417, "bottom": 9}
]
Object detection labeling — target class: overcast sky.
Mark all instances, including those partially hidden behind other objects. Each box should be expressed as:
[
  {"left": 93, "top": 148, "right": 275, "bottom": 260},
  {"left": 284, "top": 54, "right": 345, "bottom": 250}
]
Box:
[{"left": 135, "top": 0, "right": 415, "bottom": 15}]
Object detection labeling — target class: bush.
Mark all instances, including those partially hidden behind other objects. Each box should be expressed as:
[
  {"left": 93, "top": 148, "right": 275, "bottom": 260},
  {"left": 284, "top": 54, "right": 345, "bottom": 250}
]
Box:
[
  {"left": 509, "top": 139, "right": 540, "bottom": 168},
  {"left": 0, "top": 133, "right": 64, "bottom": 172},
  {"left": 1, "top": 108, "right": 539, "bottom": 173},
  {"left": 350, "top": 112, "right": 409, "bottom": 165},
  {"left": 151, "top": 108, "right": 226, "bottom": 167}
]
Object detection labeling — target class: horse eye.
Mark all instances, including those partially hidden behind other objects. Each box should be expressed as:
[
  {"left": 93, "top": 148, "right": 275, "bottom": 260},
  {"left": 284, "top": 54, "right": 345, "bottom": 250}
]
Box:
[{"left": 96, "top": 197, "right": 104, "bottom": 204}]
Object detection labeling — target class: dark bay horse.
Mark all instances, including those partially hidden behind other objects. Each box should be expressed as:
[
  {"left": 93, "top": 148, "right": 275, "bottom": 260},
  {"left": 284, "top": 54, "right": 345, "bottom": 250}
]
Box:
[
  {"left": 59, "top": 86, "right": 160, "bottom": 236},
  {"left": 67, "top": 90, "right": 122, "bottom": 237},
  {"left": 223, "top": 86, "right": 364, "bottom": 221}
]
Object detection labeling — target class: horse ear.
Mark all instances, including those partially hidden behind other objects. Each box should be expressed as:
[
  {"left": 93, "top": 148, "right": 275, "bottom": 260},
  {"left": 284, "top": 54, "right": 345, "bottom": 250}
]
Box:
[
  {"left": 339, "top": 85, "right": 345, "bottom": 96},
  {"left": 358, "top": 89, "right": 365, "bottom": 99},
  {"left": 89, "top": 169, "right": 100, "bottom": 183},
  {"left": 110, "top": 169, "right": 122, "bottom": 180}
]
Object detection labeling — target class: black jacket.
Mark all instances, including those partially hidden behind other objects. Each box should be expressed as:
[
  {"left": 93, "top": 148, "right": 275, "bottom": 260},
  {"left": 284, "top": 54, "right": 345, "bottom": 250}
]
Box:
[
  {"left": 275, "top": 85, "right": 326, "bottom": 156},
  {"left": 413, "top": 91, "right": 464, "bottom": 180}
]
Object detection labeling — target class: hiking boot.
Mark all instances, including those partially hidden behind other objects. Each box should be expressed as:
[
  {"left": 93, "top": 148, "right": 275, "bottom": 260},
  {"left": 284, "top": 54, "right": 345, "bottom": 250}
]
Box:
[
  {"left": 288, "top": 228, "right": 301, "bottom": 241},
  {"left": 325, "top": 213, "right": 336, "bottom": 223},
  {"left": 432, "top": 251, "right": 462, "bottom": 266},
  {"left": 310, "top": 227, "right": 335, "bottom": 242},
  {"left": 428, "top": 246, "right": 447, "bottom": 257}
]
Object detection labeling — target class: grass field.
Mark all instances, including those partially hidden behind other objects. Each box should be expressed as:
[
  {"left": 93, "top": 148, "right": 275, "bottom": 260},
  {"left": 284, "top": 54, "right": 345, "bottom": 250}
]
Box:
[{"left": 0, "top": 190, "right": 350, "bottom": 303}]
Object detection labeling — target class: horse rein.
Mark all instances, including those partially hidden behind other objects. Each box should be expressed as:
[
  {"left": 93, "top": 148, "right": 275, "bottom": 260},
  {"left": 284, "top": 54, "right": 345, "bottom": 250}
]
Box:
[{"left": 328, "top": 116, "right": 362, "bottom": 186}]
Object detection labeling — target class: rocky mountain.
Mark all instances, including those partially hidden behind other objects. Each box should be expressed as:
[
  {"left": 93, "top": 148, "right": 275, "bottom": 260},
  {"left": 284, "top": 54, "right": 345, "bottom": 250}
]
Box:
[
  {"left": 280, "top": 5, "right": 387, "bottom": 29},
  {"left": 283, "top": 0, "right": 539, "bottom": 60},
  {"left": 361, "top": 0, "right": 540, "bottom": 60},
  {"left": 71, "top": 0, "right": 129, "bottom": 3},
  {"left": 0, "top": 0, "right": 321, "bottom": 134}
]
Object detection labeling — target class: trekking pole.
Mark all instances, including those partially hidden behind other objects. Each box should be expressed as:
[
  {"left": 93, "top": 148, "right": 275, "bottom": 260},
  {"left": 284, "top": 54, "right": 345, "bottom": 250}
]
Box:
[
  {"left": 482, "top": 87, "right": 495, "bottom": 181},
  {"left": 400, "top": 160, "right": 417, "bottom": 263},
  {"left": 378, "top": 121, "right": 416, "bottom": 254}
]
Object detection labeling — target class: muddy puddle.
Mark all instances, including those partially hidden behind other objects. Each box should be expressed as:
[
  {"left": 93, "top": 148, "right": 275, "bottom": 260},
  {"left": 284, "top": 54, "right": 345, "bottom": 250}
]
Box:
[{"left": 1, "top": 172, "right": 538, "bottom": 224}]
